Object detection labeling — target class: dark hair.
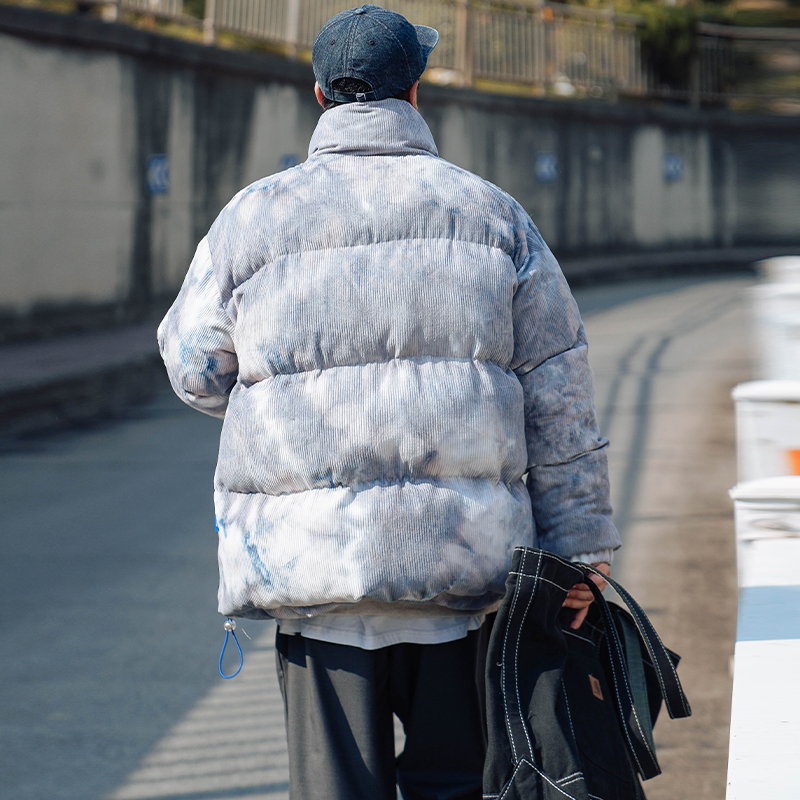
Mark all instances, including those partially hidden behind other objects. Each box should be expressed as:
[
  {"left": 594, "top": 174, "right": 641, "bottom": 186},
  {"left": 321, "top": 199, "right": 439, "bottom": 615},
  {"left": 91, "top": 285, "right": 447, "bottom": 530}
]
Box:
[{"left": 321, "top": 77, "right": 413, "bottom": 110}]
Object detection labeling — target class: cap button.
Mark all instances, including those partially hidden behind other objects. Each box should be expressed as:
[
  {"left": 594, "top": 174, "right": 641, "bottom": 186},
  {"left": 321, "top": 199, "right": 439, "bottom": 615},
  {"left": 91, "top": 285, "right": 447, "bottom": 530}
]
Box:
[{"left": 354, "top": 6, "right": 366, "bottom": 13}]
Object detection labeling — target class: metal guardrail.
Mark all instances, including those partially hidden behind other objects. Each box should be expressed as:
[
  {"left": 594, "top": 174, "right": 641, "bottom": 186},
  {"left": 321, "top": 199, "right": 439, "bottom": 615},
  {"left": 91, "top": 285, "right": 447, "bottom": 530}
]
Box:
[
  {"left": 94, "top": 0, "right": 796, "bottom": 106},
  {"left": 690, "top": 23, "right": 800, "bottom": 106},
  {"left": 96, "top": 0, "right": 648, "bottom": 98},
  {"left": 212, "top": 0, "right": 647, "bottom": 97},
  {"left": 470, "top": 1, "right": 645, "bottom": 96}
]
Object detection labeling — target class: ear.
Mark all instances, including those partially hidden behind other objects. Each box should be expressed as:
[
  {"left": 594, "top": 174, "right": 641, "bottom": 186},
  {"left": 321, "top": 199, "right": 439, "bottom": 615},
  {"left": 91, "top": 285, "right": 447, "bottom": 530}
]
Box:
[
  {"left": 408, "top": 81, "right": 419, "bottom": 110},
  {"left": 314, "top": 82, "right": 326, "bottom": 109}
]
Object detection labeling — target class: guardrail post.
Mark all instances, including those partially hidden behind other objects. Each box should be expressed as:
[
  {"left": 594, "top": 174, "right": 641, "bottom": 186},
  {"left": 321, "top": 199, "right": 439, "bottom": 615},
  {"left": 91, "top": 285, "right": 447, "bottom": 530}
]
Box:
[
  {"left": 203, "top": 0, "right": 216, "bottom": 44},
  {"left": 455, "top": 0, "right": 473, "bottom": 87},
  {"left": 286, "top": 0, "right": 301, "bottom": 58},
  {"left": 541, "top": 5, "right": 554, "bottom": 92}
]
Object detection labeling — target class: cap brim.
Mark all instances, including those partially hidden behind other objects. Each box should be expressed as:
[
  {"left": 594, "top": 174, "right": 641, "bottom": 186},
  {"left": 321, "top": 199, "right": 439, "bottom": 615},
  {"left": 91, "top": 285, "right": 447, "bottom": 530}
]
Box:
[{"left": 414, "top": 24, "right": 439, "bottom": 59}]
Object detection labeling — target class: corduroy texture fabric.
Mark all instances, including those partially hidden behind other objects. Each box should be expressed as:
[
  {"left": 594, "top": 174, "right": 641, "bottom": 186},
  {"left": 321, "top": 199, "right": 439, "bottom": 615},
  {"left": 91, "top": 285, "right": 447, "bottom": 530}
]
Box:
[{"left": 157, "top": 99, "right": 620, "bottom": 620}]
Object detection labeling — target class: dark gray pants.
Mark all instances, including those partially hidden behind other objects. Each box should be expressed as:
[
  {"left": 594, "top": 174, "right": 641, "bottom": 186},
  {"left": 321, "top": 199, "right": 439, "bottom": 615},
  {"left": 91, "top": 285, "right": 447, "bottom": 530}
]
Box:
[{"left": 275, "top": 626, "right": 489, "bottom": 800}]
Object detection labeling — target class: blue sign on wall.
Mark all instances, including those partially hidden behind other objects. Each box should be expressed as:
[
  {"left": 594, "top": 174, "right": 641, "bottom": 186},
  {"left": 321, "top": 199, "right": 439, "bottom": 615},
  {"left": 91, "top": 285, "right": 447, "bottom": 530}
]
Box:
[
  {"left": 280, "top": 154, "right": 300, "bottom": 170},
  {"left": 534, "top": 152, "right": 559, "bottom": 184},
  {"left": 663, "top": 154, "right": 684, "bottom": 182},
  {"left": 146, "top": 154, "right": 170, "bottom": 195}
]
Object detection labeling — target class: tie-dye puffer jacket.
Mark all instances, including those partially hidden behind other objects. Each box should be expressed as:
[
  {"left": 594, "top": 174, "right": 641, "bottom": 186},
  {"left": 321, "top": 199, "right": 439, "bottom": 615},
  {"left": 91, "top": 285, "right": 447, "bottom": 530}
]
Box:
[{"left": 158, "top": 99, "right": 620, "bottom": 620}]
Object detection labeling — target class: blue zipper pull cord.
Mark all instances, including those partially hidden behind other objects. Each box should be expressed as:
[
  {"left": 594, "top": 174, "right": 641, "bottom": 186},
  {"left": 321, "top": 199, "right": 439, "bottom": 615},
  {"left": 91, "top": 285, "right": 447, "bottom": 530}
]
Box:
[{"left": 219, "top": 617, "right": 243, "bottom": 679}]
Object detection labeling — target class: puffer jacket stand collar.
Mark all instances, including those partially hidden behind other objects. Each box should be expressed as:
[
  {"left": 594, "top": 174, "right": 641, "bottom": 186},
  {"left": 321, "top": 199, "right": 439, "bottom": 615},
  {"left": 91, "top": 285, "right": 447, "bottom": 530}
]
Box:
[{"left": 307, "top": 98, "right": 439, "bottom": 159}]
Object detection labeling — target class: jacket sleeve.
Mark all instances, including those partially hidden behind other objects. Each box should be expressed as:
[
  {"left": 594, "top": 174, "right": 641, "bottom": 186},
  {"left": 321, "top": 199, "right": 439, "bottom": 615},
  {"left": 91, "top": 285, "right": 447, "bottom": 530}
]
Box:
[
  {"left": 511, "top": 220, "right": 621, "bottom": 559},
  {"left": 157, "top": 237, "right": 238, "bottom": 419}
]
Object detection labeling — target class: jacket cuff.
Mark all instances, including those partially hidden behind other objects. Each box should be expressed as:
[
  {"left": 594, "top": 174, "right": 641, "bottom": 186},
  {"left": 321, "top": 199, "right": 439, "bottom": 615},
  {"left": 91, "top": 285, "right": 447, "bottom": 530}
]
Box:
[{"left": 569, "top": 549, "right": 614, "bottom": 566}]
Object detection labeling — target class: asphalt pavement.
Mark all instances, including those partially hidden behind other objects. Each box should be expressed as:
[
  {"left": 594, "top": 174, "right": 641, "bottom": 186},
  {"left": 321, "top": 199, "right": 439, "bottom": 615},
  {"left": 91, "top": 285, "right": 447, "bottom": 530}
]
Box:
[
  {"left": 0, "top": 273, "right": 753, "bottom": 800},
  {"left": 584, "top": 275, "right": 749, "bottom": 799}
]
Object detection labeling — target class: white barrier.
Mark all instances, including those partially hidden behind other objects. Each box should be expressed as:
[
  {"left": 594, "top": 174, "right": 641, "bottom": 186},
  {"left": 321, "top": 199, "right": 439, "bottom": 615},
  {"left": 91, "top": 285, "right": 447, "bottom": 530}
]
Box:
[
  {"left": 732, "top": 381, "right": 800, "bottom": 482},
  {"left": 727, "top": 262, "right": 800, "bottom": 798},
  {"left": 726, "top": 478, "right": 800, "bottom": 799},
  {"left": 757, "top": 255, "right": 800, "bottom": 284},
  {"left": 749, "top": 282, "right": 800, "bottom": 381}
]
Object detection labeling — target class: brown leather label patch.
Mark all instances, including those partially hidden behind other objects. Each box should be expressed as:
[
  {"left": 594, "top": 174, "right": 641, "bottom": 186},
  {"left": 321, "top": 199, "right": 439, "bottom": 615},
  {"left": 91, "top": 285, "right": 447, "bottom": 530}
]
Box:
[{"left": 589, "top": 675, "right": 604, "bottom": 701}]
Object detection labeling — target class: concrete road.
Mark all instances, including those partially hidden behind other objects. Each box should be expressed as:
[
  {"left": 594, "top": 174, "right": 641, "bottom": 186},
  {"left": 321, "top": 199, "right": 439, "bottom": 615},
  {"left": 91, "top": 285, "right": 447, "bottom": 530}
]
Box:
[
  {"left": 584, "top": 275, "right": 750, "bottom": 800},
  {"left": 0, "top": 274, "right": 752, "bottom": 800}
]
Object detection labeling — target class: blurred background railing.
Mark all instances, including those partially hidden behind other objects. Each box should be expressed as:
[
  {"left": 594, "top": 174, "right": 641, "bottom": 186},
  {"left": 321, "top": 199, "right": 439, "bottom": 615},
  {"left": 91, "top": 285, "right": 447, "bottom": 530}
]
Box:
[
  {"left": 695, "top": 23, "right": 800, "bottom": 110},
  {"left": 84, "top": 0, "right": 798, "bottom": 109}
]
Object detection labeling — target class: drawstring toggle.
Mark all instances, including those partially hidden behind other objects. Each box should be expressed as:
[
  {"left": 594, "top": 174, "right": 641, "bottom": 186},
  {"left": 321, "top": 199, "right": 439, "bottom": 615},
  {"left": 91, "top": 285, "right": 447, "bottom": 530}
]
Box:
[{"left": 219, "top": 617, "right": 243, "bottom": 679}]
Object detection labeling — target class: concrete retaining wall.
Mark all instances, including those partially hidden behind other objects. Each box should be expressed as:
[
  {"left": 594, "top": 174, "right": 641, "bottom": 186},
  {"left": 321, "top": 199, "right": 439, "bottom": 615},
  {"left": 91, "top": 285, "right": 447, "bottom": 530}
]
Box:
[{"left": 2, "top": 4, "right": 800, "bottom": 341}]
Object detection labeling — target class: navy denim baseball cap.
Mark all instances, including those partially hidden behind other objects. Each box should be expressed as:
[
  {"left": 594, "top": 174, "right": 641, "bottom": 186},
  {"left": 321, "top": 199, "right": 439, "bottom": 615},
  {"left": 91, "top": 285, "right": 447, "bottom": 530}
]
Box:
[{"left": 313, "top": 4, "right": 439, "bottom": 103}]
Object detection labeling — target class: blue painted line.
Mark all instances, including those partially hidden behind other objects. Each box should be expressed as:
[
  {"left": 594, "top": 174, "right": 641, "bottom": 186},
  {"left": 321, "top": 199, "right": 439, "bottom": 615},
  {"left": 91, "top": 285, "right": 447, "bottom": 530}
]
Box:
[{"left": 737, "top": 585, "right": 800, "bottom": 642}]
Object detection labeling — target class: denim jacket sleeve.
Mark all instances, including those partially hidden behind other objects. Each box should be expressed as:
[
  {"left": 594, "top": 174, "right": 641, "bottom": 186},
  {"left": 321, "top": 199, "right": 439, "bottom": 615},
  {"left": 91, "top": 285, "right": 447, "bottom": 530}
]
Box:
[
  {"left": 157, "top": 237, "right": 238, "bottom": 419},
  {"left": 510, "top": 220, "right": 621, "bottom": 558}
]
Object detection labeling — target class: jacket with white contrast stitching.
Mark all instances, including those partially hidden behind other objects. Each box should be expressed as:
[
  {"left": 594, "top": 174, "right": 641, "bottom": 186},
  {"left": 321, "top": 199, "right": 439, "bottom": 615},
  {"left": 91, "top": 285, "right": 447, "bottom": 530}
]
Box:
[{"left": 158, "top": 99, "right": 620, "bottom": 620}]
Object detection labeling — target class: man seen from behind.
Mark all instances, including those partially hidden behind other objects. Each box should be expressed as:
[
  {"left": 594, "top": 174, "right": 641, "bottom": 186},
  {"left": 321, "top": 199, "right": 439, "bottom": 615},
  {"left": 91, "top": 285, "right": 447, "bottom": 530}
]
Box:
[{"left": 158, "top": 5, "right": 621, "bottom": 799}]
